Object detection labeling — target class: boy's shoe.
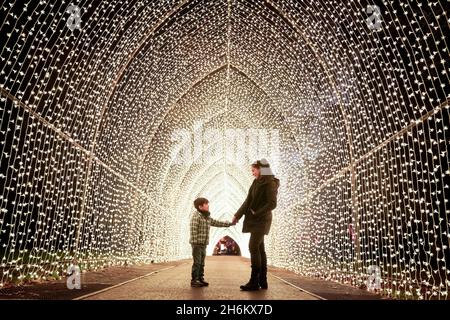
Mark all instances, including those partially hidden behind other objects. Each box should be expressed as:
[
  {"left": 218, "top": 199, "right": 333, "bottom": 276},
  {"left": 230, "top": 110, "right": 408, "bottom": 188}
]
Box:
[
  {"left": 199, "top": 278, "right": 209, "bottom": 286},
  {"left": 191, "top": 279, "right": 204, "bottom": 287}
]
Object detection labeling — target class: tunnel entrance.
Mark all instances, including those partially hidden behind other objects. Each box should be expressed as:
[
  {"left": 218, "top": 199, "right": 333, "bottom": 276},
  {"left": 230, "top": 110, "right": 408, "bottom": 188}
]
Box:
[
  {"left": 0, "top": 0, "right": 448, "bottom": 300},
  {"left": 212, "top": 236, "right": 241, "bottom": 256}
]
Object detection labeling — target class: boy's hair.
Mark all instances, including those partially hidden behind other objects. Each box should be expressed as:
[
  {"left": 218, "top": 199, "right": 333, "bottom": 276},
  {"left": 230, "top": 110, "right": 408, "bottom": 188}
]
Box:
[{"left": 194, "top": 197, "right": 209, "bottom": 211}]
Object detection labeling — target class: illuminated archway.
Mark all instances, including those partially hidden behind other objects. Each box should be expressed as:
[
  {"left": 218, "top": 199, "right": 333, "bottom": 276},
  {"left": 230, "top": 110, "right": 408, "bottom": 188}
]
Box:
[{"left": 0, "top": 0, "right": 449, "bottom": 299}]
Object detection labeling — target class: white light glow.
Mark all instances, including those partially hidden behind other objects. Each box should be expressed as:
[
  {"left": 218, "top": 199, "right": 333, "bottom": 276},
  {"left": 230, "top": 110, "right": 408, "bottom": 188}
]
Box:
[{"left": 0, "top": 0, "right": 449, "bottom": 300}]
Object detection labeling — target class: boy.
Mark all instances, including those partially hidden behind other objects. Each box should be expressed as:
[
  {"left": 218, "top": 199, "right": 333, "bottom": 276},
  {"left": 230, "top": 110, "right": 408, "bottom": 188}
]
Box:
[{"left": 190, "top": 197, "right": 235, "bottom": 287}]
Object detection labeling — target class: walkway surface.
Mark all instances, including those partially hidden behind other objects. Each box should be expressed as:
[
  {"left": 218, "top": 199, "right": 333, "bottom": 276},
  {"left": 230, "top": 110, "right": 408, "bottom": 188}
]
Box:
[
  {"left": 0, "top": 256, "right": 383, "bottom": 300},
  {"left": 83, "top": 256, "right": 318, "bottom": 300}
]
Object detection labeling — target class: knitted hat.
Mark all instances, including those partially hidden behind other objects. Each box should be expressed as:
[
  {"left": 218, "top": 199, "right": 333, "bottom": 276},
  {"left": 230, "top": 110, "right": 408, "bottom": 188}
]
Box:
[{"left": 252, "top": 158, "right": 274, "bottom": 175}]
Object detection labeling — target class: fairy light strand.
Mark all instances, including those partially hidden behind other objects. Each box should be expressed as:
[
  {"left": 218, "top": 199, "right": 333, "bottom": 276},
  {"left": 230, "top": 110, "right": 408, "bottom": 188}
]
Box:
[{"left": 0, "top": 0, "right": 449, "bottom": 300}]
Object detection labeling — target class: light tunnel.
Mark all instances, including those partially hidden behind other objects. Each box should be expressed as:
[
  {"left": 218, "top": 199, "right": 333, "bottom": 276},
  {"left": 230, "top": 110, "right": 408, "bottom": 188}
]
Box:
[{"left": 0, "top": 0, "right": 449, "bottom": 300}]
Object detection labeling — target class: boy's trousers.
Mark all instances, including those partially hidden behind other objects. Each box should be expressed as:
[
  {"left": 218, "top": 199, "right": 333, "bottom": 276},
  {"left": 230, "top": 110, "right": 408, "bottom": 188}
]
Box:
[{"left": 191, "top": 244, "right": 206, "bottom": 280}]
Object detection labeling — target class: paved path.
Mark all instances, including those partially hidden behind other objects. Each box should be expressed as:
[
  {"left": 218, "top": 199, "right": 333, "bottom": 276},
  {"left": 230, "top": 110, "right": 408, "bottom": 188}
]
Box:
[
  {"left": 81, "top": 256, "right": 319, "bottom": 300},
  {"left": 1, "top": 256, "right": 382, "bottom": 300}
]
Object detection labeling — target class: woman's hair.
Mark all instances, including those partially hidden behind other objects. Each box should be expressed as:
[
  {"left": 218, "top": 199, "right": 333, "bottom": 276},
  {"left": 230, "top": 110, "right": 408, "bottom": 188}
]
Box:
[{"left": 194, "top": 197, "right": 209, "bottom": 210}]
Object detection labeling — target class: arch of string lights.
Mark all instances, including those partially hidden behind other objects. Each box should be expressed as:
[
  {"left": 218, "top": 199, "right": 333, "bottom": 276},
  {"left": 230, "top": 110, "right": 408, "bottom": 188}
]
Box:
[{"left": 0, "top": 0, "right": 449, "bottom": 299}]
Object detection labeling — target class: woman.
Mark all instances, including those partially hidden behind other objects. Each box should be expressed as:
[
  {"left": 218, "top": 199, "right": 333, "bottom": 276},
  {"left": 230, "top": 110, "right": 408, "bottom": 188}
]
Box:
[{"left": 232, "top": 159, "right": 280, "bottom": 291}]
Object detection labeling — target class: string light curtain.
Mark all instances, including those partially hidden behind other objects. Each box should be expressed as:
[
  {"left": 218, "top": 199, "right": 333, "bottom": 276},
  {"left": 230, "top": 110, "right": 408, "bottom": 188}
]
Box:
[{"left": 0, "top": 0, "right": 449, "bottom": 300}]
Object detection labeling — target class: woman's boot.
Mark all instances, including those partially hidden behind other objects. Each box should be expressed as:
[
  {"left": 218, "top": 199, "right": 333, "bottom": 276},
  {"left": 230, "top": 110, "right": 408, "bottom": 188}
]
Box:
[
  {"left": 259, "top": 267, "right": 268, "bottom": 289},
  {"left": 240, "top": 267, "right": 260, "bottom": 291}
]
